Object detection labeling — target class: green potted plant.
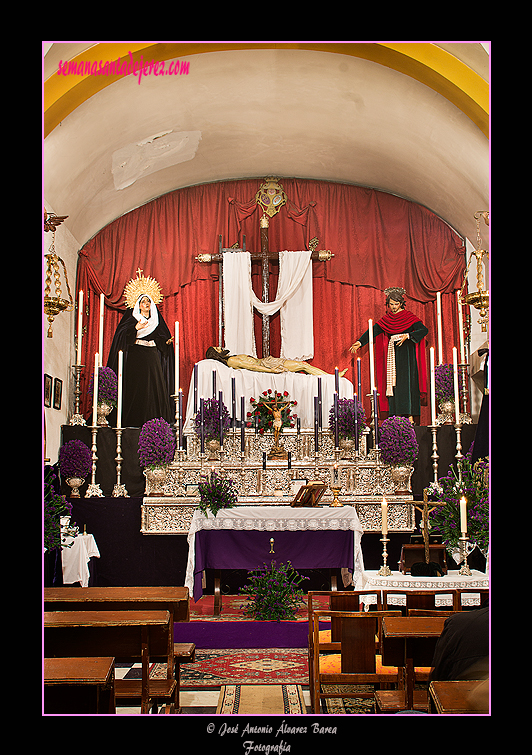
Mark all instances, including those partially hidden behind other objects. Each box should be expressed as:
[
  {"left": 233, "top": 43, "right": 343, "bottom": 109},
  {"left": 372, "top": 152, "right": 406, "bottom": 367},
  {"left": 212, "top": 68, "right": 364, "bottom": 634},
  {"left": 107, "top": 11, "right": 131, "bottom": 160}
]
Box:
[
  {"left": 44, "top": 467, "right": 77, "bottom": 552},
  {"left": 58, "top": 439, "right": 92, "bottom": 497},
  {"left": 379, "top": 415, "right": 419, "bottom": 493},
  {"left": 239, "top": 561, "right": 309, "bottom": 621},
  {"left": 198, "top": 471, "right": 238, "bottom": 516},
  {"left": 138, "top": 418, "right": 176, "bottom": 495},
  {"left": 88, "top": 366, "right": 118, "bottom": 426}
]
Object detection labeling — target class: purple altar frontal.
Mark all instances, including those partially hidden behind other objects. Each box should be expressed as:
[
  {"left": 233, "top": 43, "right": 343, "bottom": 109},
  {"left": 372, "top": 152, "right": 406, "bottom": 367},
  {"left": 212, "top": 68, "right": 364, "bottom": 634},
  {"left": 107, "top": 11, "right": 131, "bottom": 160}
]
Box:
[{"left": 184, "top": 505, "right": 365, "bottom": 603}]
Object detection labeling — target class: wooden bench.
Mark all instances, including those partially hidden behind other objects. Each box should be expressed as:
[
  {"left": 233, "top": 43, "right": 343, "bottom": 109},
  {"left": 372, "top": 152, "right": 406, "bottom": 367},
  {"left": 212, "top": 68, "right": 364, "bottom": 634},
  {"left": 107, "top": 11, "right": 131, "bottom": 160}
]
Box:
[
  {"left": 44, "top": 657, "right": 116, "bottom": 714},
  {"left": 44, "top": 610, "right": 177, "bottom": 714},
  {"left": 429, "top": 680, "right": 489, "bottom": 714},
  {"left": 44, "top": 586, "right": 195, "bottom": 709}
]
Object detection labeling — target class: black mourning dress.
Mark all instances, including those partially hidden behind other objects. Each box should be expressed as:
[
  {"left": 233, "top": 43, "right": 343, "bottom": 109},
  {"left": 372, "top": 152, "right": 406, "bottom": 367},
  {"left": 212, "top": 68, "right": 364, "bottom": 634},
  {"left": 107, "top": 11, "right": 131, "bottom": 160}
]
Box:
[{"left": 106, "top": 308, "right": 175, "bottom": 428}]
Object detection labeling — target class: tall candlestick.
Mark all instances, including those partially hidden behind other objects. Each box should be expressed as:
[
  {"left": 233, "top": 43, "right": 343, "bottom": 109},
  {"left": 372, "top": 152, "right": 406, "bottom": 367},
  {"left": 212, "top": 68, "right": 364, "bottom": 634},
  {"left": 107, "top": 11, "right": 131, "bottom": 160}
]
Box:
[
  {"left": 460, "top": 496, "right": 467, "bottom": 535},
  {"left": 436, "top": 292, "right": 443, "bottom": 365},
  {"left": 457, "top": 291, "right": 466, "bottom": 363},
  {"left": 218, "top": 390, "right": 223, "bottom": 446},
  {"left": 212, "top": 370, "right": 217, "bottom": 399},
  {"left": 193, "top": 363, "right": 198, "bottom": 413},
  {"left": 92, "top": 353, "right": 99, "bottom": 427},
  {"left": 117, "top": 350, "right": 123, "bottom": 428},
  {"left": 240, "top": 396, "right": 245, "bottom": 452},
  {"left": 334, "top": 391, "right": 339, "bottom": 448},
  {"left": 317, "top": 377, "right": 322, "bottom": 429},
  {"left": 231, "top": 377, "right": 236, "bottom": 425},
  {"left": 76, "top": 290, "right": 84, "bottom": 365},
  {"left": 178, "top": 389, "right": 183, "bottom": 449},
  {"left": 452, "top": 347, "right": 460, "bottom": 424},
  {"left": 430, "top": 346, "right": 436, "bottom": 426},
  {"left": 373, "top": 388, "right": 379, "bottom": 446},
  {"left": 357, "top": 358, "right": 362, "bottom": 400},
  {"left": 314, "top": 396, "right": 319, "bottom": 452},
  {"left": 174, "top": 321, "right": 179, "bottom": 395},
  {"left": 354, "top": 393, "right": 359, "bottom": 451},
  {"left": 98, "top": 293, "right": 104, "bottom": 366},
  {"left": 369, "top": 319, "right": 375, "bottom": 390},
  {"left": 200, "top": 397, "right": 205, "bottom": 454},
  {"left": 335, "top": 367, "right": 339, "bottom": 395},
  {"left": 381, "top": 496, "right": 388, "bottom": 536}
]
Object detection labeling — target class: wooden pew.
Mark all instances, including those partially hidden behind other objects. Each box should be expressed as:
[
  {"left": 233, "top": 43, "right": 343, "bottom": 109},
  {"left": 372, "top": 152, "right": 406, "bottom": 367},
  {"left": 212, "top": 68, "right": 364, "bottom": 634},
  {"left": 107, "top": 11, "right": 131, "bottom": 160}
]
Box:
[
  {"left": 44, "top": 586, "right": 195, "bottom": 709},
  {"left": 44, "top": 610, "right": 176, "bottom": 714},
  {"left": 44, "top": 657, "right": 116, "bottom": 714},
  {"left": 429, "top": 680, "right": 489, "bottom": 714}
]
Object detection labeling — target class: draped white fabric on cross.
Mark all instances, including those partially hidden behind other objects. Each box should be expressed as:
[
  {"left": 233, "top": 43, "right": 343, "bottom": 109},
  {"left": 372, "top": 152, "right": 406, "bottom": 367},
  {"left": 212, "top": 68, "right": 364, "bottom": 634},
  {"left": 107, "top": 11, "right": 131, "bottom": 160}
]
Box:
[{"left": 222, "top": 250, "right": 314, "bottom": 360}]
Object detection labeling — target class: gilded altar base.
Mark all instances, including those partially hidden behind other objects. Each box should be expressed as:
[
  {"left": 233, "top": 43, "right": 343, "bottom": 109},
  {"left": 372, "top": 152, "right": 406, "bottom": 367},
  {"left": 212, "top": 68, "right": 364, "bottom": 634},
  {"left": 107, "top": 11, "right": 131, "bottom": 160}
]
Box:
[{"left": 140, "top": 429, "right": 415, "bottom": 535}]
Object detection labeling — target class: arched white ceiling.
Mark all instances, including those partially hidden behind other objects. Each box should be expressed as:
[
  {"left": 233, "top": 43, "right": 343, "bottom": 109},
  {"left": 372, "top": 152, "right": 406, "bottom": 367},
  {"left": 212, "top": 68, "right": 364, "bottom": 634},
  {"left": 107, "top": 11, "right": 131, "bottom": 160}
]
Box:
[{"left": 43, "top": 42, "right": 489, "bottom": 251}]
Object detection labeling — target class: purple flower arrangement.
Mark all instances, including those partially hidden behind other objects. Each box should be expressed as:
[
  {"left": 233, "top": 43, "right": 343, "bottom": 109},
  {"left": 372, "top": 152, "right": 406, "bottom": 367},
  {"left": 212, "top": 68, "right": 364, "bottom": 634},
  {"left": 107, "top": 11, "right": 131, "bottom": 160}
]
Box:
[
  {"left": 428, "top": 450, "right": 489, "bottom": 553},
  {"left": 88, "top": 366, "right": 118, "bottom": 406},
  {"left": 194, "top": 397, "right": 231, "bottom": 442},
  {"left": 44, "top": 467, "right": 75, "bottom": 552},
  {"left": 198, "top": 471, "right": 238, "bottom": 516},
  {"left": 328, "top": 397, "right": 366, "bottom": 441},
  {"left": 58, "top": 439, "right": 92, "bottom": 478},
  {"left": 138, "top": 418, "right": 176, "bottom": 469},
  {"left": 434, "top": 363, "right": 454, "bottom": 404},
  {"left": 248, "top": 390, "right": 297, "bottom": 435},
  {"left": 239, "top": 561, "right": 309, "bottom": 621},
  {"left": 379, "top": 415, "right": 419, "bottom": 465}
]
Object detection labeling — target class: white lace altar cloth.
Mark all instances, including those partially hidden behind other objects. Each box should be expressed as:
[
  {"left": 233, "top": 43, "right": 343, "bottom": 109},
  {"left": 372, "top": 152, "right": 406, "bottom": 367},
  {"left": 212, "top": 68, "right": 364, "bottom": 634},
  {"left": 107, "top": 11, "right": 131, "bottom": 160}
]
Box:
[
  {"left": 184, "top": 359, "right": 354, "bottom": 431},
  {"left": 355, "top": 569, "right": 489, "bottom": 607},
  {"left": 185, "top": 505, "right": 365, "bottom": 596}
]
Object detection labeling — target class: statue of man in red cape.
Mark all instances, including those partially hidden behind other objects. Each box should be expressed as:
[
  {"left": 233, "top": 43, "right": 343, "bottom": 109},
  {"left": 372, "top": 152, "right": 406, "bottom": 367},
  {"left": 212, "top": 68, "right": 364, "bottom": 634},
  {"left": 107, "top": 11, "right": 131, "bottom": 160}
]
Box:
[{"left": 350, "top": 287, "right": 428, "bottom": 423}]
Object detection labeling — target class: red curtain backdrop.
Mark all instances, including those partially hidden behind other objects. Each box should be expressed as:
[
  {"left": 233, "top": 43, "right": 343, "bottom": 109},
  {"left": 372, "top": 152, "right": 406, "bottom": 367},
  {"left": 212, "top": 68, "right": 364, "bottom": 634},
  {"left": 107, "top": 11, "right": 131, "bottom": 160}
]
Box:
[{"left": 76, "top": 178, "right": 465, "bottom": 425}]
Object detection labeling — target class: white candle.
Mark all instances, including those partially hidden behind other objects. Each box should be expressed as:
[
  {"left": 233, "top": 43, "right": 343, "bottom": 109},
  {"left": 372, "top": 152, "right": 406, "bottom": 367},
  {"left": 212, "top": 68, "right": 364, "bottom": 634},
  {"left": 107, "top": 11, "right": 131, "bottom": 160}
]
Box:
[
  {"left": 460, "top": 496, "right": 467, "bottom": 535},
  {"left": 381, "top": 497, "right": 388, "bottom": 536},
  {"left": 92, "top": 353, "right": 99, "bottom": 427},
  {"left": 117, "top": 350, "right": 123, "bottom": 428},
  {"left": 457, "top": 291, "right": 466, "bottom": 363},
  {"left": 76, "top": 290, "right": 84, "bottom": 365},
  {"left": 98, "top": 293, "right": 105, "bottom": 366},
  {"left": 174, "top": 321, "right": 180, "bottom": 395},
  {"left": 453, "top": 347, "right": 460, "bottom": 424},
  {"left": 369, "top": 319, "right": 375, "bottom": 391},
  {"left": 430, "top": 346, "right": 436, "bottom": 426},
  {"left": 436, "top": 292, "right": 443, "bottom": 365}
]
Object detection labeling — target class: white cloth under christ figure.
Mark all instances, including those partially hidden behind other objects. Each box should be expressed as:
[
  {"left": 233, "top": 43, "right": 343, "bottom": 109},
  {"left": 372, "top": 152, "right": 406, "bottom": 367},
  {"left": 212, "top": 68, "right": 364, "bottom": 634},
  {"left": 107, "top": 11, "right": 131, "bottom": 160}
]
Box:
[{"left": 222, "top": 250, "right": 313, "bottom": 360}]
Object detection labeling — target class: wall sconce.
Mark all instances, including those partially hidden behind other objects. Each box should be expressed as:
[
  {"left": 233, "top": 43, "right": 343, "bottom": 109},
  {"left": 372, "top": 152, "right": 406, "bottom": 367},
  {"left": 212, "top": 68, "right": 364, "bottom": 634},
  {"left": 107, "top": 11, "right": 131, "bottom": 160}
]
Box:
[
  {"left": 44, "top": 210, "right": 73, "bottom": 337},
  {"left": 461, "top": 211, "right": 489, "bottom": 332}
]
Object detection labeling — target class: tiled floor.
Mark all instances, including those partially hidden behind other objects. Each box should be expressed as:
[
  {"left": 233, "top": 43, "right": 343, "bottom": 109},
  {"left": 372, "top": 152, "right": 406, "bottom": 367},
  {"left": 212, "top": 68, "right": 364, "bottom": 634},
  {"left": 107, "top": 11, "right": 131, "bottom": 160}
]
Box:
[{"left": 114, "top": 662, "right": 311, "bottom": 714}]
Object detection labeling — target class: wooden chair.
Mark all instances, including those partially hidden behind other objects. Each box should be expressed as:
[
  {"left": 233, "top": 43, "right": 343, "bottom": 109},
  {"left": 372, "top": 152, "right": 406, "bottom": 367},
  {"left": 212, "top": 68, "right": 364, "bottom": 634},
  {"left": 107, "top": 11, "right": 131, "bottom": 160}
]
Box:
[
  {"left": 310, "top": 610, "right": 403, "bottom": 714},
  {"left": 383, "top": 589, "right": 460, "bottom": 614},
  {"left": 307, "top": 591, "right": 382, "bottom": 705},
  {"left": 374, "top": 615, "right": 446, "bottom": 714},
  {"left": 44, "top": 610, "right": 178, "bottom": 714}
]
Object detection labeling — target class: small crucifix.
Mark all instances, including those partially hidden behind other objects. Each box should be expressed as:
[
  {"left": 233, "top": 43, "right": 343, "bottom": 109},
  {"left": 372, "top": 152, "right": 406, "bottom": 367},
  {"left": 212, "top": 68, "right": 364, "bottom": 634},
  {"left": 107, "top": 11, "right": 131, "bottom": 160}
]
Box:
[
  {"left": 413, "top": 488, "right": 443, "bottom": 565},
  {"left": 196, "top": 178, "right": 334, "bottom": 357}
]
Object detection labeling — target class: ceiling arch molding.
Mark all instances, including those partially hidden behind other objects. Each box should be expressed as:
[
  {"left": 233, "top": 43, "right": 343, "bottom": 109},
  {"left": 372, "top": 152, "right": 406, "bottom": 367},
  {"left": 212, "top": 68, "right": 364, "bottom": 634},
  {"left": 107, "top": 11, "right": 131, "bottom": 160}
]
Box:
[{"left": 44, "top": 42, "right": 488, "bottom": 138}]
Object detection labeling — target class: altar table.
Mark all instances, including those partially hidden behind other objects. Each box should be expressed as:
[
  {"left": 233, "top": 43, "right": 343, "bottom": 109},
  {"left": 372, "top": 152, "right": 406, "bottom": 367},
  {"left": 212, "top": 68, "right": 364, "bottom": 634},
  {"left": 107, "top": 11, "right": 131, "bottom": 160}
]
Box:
[
  {"left": 185, "top": 505, "right": 364, "bottom": 605},
  {"left": 355, "top": 569, "right": 489, "bottom": 607}
]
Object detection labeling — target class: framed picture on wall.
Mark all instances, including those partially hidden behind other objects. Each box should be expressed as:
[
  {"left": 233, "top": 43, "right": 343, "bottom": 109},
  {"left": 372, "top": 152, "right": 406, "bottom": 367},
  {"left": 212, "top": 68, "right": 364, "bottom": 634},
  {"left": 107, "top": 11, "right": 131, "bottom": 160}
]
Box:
[
  {"left": 44, "top": 374, "right": 52, "bottom": 408},
  {"left": 53, "top": 378, "right": 63, "bottom": 410}
]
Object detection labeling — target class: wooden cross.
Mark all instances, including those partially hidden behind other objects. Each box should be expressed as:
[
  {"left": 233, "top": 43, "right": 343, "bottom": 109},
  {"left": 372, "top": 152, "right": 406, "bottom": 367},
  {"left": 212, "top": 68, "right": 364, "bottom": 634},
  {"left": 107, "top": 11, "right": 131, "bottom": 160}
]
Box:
[
  {"left": 414, "top": 489, "right": 443, "bottom": 564},
  {"left": 195, "top": 179, "right": 333, "bottom": 356}
]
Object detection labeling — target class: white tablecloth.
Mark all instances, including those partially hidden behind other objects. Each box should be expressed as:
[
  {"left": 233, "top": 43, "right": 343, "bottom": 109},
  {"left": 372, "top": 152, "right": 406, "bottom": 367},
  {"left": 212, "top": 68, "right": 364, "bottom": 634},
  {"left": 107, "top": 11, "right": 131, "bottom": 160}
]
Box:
[
  {"left": 185, "top": 505, "right": 365, "bottom": 595},
  {"left": 355, "top": 569, "right": 489, "bottom": 607},
  {"left": 61, "top": 534, "right": 100, "bottom": 587},
  {"left": 185, "top": 359, "right": 354, "bottom": 430}
]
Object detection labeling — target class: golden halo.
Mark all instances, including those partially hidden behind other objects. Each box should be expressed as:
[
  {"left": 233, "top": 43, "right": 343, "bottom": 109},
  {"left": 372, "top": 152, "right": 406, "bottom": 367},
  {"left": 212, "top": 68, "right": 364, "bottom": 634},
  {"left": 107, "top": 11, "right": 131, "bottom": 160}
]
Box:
[{"left": 123, "top": 269, "right": 163, "bottom": 308}]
